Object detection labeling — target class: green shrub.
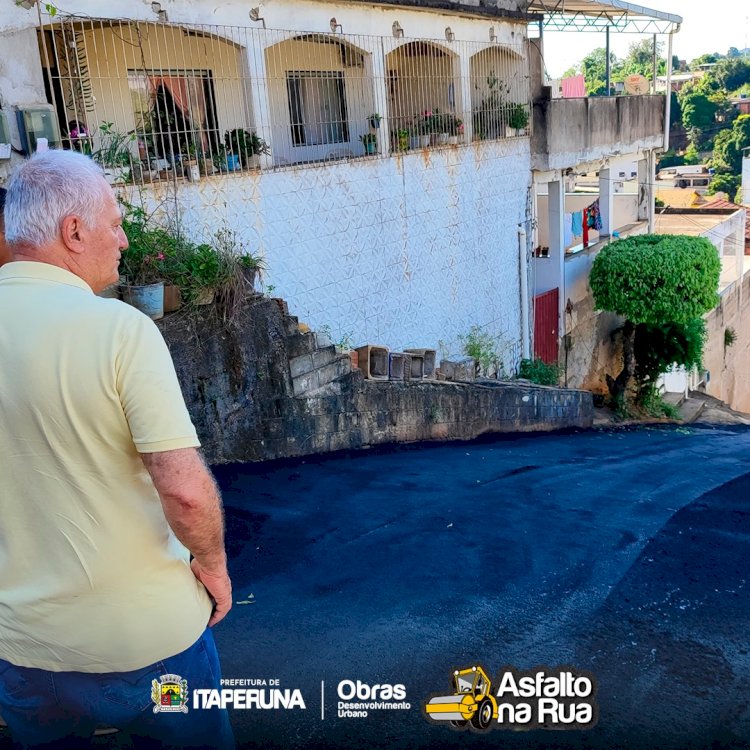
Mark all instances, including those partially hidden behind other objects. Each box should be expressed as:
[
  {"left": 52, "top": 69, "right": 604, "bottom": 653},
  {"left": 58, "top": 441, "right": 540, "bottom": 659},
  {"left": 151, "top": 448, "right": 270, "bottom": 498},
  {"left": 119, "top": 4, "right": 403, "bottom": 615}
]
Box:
[
  {"left": 518, "top": 358, "right": 560, "bottom": 385},
  {"left": 460, "top": 325, "right": 501, "bottom": 377},
  {"left": 590, "top": 234, "right": 719, "bottom": 406},
  {"left": 633, "top": 318, "right": 706, "bottom": 396},
  {"left": 590, "top": 234, "right": 720, "bottom": 325}
]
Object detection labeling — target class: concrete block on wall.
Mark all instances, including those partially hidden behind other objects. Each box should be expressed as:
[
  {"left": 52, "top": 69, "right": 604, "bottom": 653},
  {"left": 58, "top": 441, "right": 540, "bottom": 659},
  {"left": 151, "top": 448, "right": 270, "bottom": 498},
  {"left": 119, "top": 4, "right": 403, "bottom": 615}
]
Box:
[
  {"left": 356, "top": 345, "right": 389, "bottom": 380},
  {"left": 439, "top": 357, "right": 476, "bottom": 382},
  {"left": 405, "top": 349, "right": 436, "bottom": 378},
  {"left": 388, "top": 352, "right": 407, "bottom": 381},
  {"left": 408, "top": 353, "right": 425, "bottom": 380}
]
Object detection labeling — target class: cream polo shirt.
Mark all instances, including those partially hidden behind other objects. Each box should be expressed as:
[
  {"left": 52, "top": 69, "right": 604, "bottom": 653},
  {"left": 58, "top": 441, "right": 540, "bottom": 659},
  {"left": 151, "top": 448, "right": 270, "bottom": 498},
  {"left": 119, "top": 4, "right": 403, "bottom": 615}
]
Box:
[{"left": 0, "top": 262, "right": 212, "bottom": 673}]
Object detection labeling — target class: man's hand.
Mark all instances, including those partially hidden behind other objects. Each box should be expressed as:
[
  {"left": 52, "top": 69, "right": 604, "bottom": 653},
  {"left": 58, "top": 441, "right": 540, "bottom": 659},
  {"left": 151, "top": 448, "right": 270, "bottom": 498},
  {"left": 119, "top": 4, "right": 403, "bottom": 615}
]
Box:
[
  {"left": 191, "top": 559, "right": 232, "bottom": 627},
  {"left": 141, "top": 448, "right": 233, "bottom": 627}
]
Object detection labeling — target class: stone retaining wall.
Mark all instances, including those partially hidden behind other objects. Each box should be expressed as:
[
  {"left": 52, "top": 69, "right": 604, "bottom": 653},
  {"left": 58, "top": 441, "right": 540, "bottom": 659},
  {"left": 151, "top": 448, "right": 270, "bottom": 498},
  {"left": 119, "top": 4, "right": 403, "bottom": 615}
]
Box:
[{"left": 159, "top": 297, "right": 593, "bottom": 464}]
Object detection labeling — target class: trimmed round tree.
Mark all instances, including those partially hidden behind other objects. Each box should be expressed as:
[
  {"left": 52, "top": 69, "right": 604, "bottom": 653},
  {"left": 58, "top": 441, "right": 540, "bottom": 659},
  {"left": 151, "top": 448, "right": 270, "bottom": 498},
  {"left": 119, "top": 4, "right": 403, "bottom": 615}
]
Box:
[{"left": 590, "top": 234, "right": 720, "bottom": 402}]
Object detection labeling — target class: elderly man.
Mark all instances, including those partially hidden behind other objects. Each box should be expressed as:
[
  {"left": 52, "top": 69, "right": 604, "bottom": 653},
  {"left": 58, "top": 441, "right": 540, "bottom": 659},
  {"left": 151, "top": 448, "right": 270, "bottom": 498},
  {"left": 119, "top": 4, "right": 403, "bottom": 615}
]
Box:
[{"left": 0, "top": 151, "right": 234, "bottom": 749}]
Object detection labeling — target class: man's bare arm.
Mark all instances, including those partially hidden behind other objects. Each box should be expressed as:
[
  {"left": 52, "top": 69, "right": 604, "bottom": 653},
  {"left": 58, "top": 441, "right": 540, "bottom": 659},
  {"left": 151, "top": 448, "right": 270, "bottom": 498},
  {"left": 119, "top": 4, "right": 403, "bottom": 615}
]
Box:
[{"left": 141, "top": 447, "right": 231, "bottom": 626}]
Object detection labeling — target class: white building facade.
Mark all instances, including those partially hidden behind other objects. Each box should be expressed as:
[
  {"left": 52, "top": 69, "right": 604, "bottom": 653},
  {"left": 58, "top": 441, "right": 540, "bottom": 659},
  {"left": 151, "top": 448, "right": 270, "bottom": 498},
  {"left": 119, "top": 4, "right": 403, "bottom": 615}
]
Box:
[{"left": 0, "top": 0, "right": 536, "bottom": 370}]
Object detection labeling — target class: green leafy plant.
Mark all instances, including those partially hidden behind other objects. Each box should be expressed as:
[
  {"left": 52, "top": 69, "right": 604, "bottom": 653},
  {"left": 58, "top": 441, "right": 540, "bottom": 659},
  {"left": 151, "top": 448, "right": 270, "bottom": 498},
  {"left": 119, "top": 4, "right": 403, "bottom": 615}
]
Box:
[
  {"left": 93, "top": 121, "right": 135, "bottom": 170},
  {"left": 335, "top": 331, "right": 355, "bottom": 352},
  {"left": 590, "top": 234, "right": 720, "bottom": 405},
  {"left": 472, "top": 72, "right": 509, "bottom": 140},
  {"left": 224, "top": 128, "right": 270, "bottom": 167},
  {"left": 172, "top": 242, "right": 224, "bottom": 304},
  {"left": 359, "top": 133, "right": 377, "bottom": 146},
  {"left": 724, "top": 326, "right": 737, "bottom": 349},
  {"left": 460, "top": 325, "right": 501, "bottom": 377},
  {"left": 119, "top": 204, "right": 182, "bottom": 286},
  {"left": 213, "top": 227, "right": 265, "bottom": 293},
  {"left": 411, "top": 111, "right": 435, "bottom": 136},
  {"left": 368, "top": 113, "right": 381, "bottom": 128},
  {"left": 518, "top": 358, "right": 560, "bottom": 385},
  {"left": 506, "top": 103, "right": 529, "bottom": 131},
  {"left": 633, "top": 318, "right": 706, "bottom": 402}
]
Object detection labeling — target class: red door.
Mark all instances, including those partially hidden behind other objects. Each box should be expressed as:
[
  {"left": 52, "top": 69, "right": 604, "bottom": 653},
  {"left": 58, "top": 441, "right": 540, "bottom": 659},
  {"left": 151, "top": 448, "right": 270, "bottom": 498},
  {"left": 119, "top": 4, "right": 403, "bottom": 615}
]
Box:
[{"left": 534, "top": 288, "right": 559, "bottom": 364}]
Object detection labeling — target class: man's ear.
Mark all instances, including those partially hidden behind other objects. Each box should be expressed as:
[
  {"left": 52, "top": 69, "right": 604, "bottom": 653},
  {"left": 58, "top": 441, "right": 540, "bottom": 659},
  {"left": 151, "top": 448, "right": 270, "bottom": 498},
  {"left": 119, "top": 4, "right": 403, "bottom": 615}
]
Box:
[{"left": 60, "top": 215, "right": 86, "bottom": 255}]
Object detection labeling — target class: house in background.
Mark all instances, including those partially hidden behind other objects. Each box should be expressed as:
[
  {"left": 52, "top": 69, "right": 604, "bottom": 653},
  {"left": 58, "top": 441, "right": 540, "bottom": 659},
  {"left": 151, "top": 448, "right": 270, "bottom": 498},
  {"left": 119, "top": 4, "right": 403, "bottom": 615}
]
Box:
[
  {"left": 0, "top": 0, "right": 683, "bottom": 386},
  {"left": 1, "top": 0, "right": 538, "bottom": 372},
  {"left": 525, "top": 0, "right": 681, "bottom": 389}
]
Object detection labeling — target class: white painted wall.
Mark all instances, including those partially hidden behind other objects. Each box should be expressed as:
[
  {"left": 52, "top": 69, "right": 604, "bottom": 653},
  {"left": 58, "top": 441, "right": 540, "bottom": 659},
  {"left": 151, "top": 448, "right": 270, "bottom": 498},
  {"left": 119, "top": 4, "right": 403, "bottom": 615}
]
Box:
[
  {"left": 123, "top": 138, "right": 532, "bottom": 369},
  {"left": 742, "top": 155, "right": 750, "bottom": 207},
  {"left": 1, "top": 0, "right": 532, "bottom": 368},
  {"left": 0, "top": 27, "right": 47, "bottom": 180}
]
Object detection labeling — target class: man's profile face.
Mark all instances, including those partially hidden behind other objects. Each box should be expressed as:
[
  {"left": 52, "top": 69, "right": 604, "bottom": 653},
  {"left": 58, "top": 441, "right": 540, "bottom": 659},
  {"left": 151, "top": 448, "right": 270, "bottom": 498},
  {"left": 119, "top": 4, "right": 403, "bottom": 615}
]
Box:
[{"left": 81, "top": 183, "right": 128, "bottom": 292}]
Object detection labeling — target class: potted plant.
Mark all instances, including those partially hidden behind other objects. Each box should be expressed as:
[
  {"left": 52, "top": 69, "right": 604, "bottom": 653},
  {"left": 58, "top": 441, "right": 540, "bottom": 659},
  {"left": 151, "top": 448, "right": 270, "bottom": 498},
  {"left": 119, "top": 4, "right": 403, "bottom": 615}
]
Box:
[
  {"left": 396, "top": 129, "right": 410, "bottom": 152},
  {"left": 182, "top": 143, "right": 201, "bottom": 182},
  {"left": 447, "top": 115, "right": 463, "bottom": 145},
  {"left": 359, "top": 132, "right": 377, "bottom": 156},
  {"left": 506, "top": 103, "right": 529, "bottom": 136},
  {"left": 119, "top": 206, "right": 170, "bottom": 320},
  {"left": 368, "top": 113, "right": 381, "bottom": 129},
  {"left": 174, "top": 242, "right": 224, "bottom": 305},
  {"left": 472, "top": 73, "right": 507, "bottom": 140},
  {"left": 430, "top": 110, "right": 450, "bottom": 146},
  {"left": 197, "top": 148, "right": 217, "bottom": 177},
  {"left": 413, "top": 112, "right": 433, "bottom": 148},
  {"left": 224, "top": 128, "right": 270, "bottom": 169},
  {"left": 92, "top": 121, "right": 135, "bottom": 185},
  {"left": 213, "top": 227, "right": 266, "bottom": 293}
]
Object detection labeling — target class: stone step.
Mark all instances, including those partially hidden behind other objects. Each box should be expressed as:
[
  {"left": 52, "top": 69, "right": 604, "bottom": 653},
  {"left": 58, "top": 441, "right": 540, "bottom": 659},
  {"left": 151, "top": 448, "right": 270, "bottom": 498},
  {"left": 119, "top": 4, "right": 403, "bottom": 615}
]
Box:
[
  {"left": 289, "top": 345, "right": 338, "bottom": 379},
  {"left": 283, "top": 315, "right": 300, "bottom": 336},
  {"left": 678, "top": 397, "right": 705, "bottom": 423},
  {"left": 286, "top": 332, "right": 317, "bottom": 359},
  {"left": 292, "top": 354, "right": 352, "bottom": 397}
]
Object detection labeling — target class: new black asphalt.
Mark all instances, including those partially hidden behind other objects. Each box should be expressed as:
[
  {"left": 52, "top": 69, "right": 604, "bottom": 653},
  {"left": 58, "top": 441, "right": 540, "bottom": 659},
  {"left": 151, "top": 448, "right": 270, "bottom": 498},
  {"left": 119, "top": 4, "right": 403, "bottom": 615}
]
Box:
[
  {"left": 5, "top": 424, "right": 750, "bottom": 749},
  {"left": 212, "top": 424, "right": 750, "bottom": 749}
]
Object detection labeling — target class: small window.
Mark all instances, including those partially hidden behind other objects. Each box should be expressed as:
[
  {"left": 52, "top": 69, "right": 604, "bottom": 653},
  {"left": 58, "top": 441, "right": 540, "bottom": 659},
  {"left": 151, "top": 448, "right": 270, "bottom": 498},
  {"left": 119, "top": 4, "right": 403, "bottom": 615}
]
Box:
[{"left": 287, "top": 71, "right": 349, "bottom": 147}]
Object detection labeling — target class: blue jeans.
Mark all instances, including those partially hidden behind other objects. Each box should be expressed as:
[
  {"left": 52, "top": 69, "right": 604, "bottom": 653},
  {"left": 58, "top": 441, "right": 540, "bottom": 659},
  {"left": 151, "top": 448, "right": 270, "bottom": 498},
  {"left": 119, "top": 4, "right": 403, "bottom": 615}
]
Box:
[{"left": 0, "top": 628, "right": 234, "bottom": 749}]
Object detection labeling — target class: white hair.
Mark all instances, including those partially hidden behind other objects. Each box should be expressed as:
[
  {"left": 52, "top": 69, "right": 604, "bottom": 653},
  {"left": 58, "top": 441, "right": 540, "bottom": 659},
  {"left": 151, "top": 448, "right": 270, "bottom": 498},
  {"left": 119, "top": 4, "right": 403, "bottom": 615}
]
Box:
[{"left": 4, "top": 150, "right": 108, "bottom": 248}]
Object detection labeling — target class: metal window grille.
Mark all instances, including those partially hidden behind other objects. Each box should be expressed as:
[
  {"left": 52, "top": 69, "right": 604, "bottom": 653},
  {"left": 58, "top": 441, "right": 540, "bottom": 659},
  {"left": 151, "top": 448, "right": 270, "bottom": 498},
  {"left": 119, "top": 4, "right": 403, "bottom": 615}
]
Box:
[{"left": 39, "top": 17, "right": 530, "bottom": 185}]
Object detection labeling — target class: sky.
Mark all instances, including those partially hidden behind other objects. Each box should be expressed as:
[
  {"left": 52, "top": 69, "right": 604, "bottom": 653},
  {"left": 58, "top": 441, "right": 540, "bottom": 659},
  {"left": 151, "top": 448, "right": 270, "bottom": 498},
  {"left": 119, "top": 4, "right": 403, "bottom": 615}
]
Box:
[{"left": 540, "top": 0, "right": 750, "bottom": 78}]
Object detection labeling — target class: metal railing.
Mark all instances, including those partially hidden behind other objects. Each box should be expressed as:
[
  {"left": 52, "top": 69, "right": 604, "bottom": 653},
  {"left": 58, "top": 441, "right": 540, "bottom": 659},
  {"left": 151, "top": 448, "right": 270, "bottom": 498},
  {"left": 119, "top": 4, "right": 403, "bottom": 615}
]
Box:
[{"left": 40, "top": 17, "right": 530, "bottom": 185}]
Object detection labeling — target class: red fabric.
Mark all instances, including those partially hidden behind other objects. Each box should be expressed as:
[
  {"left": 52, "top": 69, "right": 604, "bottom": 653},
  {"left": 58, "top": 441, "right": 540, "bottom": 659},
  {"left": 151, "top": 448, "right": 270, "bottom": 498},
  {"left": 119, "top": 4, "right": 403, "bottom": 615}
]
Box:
[{"left": 582, "top": 208, "right": 589, "bottom": 248}]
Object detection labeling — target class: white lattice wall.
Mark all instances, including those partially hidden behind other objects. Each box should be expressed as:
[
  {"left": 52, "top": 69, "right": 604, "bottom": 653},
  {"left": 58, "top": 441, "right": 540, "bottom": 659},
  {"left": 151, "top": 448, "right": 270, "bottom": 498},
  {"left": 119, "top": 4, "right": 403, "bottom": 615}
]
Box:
[{"left": 128, "top": 137, "right": 531, "bottom": 370}]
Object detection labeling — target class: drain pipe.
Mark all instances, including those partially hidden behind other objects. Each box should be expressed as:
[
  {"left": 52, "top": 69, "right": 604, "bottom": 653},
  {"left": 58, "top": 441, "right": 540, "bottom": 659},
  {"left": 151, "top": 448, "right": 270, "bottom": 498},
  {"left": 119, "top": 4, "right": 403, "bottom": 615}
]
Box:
[
  {"left": 664, "top": 30, "right": 674, "bottom": 151},
  {"left": 519, "top": 225, "right": 531, "bottom": 361}
]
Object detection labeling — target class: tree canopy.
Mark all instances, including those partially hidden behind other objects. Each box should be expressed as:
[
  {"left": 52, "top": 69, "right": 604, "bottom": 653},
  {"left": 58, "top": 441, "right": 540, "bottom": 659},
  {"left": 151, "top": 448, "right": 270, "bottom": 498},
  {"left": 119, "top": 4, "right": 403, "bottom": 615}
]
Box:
[
  {"left": 591, "top": 235, "right": 720, "bottom": 407},
  {"left": 590, "top": 235, "right": 720, "bottom": 326}
]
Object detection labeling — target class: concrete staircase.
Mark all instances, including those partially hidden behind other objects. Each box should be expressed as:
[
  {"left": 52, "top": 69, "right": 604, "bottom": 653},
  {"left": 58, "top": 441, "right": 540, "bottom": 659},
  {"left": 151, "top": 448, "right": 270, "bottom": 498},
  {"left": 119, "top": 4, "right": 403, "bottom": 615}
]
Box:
[
  {"left": 663, "top": 391, "right": 705, "bottom": 423},
  {"left": 283, "top": 315, "right": 353, "bottom": 397}
]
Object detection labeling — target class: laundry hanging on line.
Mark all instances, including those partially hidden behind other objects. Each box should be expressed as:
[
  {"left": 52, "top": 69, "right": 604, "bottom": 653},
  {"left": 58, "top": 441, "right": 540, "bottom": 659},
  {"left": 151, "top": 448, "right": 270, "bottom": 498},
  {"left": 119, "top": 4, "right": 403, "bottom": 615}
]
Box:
[
  {"left": 571, "top": 211, "right": 583, "bottom": 237},
  {"left": 564, "top": 213, "right": 573, "bottom": 247},
  {"left": 586, "top": 199, "right": 603, "bottom": 232}
]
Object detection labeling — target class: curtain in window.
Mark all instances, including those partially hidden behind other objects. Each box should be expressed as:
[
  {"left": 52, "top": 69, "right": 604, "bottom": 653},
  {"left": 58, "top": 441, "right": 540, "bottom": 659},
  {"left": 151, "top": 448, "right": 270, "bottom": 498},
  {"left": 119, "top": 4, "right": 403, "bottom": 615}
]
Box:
[
  {"left": 148, "top": 75, "right": 209, "bottom": 151},
  {"left": 287, "top": 73, "right": 347, "bottom": 146}
]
